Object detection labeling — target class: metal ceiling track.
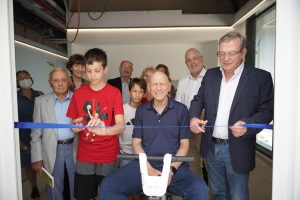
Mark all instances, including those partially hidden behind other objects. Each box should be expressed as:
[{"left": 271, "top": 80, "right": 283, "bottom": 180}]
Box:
[{"left": 16, "top": 0, "right": 66, "bottom": 31}]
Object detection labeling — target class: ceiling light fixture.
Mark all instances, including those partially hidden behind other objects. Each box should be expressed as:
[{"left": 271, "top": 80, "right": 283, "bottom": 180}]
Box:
[
  {"left": 67, "top": 26, "right": 232, "bottom": 33},
  {"left": 232, "top": 0, "right": 272, "bottom": 27},
  {"left": 15, "top": 40, "right": 68, "bottom": 60}
]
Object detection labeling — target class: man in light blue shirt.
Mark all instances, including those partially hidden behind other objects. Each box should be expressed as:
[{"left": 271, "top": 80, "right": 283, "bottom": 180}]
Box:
[
  {"left": 31, "top": 68, "right": 76, "bottom": 200},
  {"left": 54, "top": 92, "right": 73, "bottom": 140}
]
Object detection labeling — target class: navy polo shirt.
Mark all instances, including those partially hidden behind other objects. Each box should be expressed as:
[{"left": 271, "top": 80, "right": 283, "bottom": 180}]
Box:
[{"left": 133, "top": 98, "right": 191, "bottom": 156}]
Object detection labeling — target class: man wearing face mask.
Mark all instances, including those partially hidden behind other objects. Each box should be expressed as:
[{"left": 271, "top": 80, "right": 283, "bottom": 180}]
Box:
[{"left": 16, "top": 70, "right": 44, "bottom": 200}]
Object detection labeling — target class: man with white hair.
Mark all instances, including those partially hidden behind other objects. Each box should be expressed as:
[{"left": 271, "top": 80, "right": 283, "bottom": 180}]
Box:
[
  {"left": 176, "top": 48, "right": 208, "bottom": 183},
  {"left": 100, "top": 71, "right": 208, "bottom": 200},
  {"left": 190, "top": 31, "right": 274, "bottom": 199},
  {"left": 175, "top": 48, "right": 207, "bottom": 109},
  {"left": 31, "top": 68, "right": 76, "bottom": 200},
  {"left": 108, "top": 60, "right": 133, "bottom": 104}
]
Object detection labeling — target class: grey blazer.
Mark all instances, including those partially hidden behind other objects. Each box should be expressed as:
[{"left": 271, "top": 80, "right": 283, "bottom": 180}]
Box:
[{"left": 30, "top": 92, "right": 77, "bottom": 174}]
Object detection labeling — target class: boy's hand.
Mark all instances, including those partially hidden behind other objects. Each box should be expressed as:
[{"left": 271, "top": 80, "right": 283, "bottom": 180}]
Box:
[
  {"left": 86, "top": 112, "right": 106, "bottom": 135},
  {"left": 71, "top": 117, "right": 84, "bottom": 133}
]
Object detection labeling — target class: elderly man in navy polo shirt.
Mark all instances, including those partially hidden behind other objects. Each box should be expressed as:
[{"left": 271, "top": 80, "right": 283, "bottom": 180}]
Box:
[{"left": 100, "top": 71, "right": 208, "bottom": 200}]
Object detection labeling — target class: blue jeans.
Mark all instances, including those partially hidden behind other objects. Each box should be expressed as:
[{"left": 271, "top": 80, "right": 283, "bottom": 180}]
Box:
[
  {"left": 48, "top": 144, "right": 76, "bottom": 200},
  {"left": 100, "top": 160, "right": 208, "bottom": 200},
  {"left": 206, "top": 142, "right": 249, "bottom": 200}
]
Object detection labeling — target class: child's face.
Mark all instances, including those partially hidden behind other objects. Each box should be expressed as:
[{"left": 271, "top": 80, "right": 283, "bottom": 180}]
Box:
[
  {"left": 128, "top": 84, "right": 145, "bottom": 104},
  {"left": 86, "top": 61, "right": 107, "bottom": 86}
]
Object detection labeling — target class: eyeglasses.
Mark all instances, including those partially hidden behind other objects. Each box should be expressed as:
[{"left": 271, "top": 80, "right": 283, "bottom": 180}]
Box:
[
  {"left": 185, "top": 57, "right": 201, "bottom": 64},
  {"left": 217, "top": 50, "right": 242, "bottom": 59},
  {"left": 51, "top": 78, "right": 69, "bottom": 84}
]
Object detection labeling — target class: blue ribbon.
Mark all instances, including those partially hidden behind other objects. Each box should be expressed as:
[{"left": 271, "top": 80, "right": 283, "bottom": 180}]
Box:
[
  {"left": 242, "top": 123, "right": 273, "bottom": 129},
  {"left": 14, "top": 122, "right": 273, "bottom": 129}
]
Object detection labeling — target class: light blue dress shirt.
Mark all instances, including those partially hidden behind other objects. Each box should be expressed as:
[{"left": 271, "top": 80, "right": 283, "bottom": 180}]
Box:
[{"left": 54, "top": 91, "right": 73, "bottom": 140}]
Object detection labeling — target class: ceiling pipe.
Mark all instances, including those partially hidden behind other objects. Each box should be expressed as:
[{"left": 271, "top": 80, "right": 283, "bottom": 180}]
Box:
[
  {"left": 32, "top": 0, "right": 65, "bottom": 23},
  {"left": 48, "top": 38, "right": 67, "bottom": 44},
  {"left": 16, "top": 0, "right": 66, "bottom": 30},
  {"left": 45, "top": 0, "right": 66, "bottom": 16}
]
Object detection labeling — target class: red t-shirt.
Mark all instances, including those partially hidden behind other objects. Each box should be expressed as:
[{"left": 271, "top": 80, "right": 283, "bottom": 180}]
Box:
[{"left": 67, "top": 84, "right": 124, "bottom": 163}]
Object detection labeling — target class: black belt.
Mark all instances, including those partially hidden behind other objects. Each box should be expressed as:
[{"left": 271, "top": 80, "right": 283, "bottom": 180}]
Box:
[
  {"left": 212, "top": 137, "right": 228, "bottom": 144},
  {"left": 57, "top": 138, "right": 74, "bottom": 145}
]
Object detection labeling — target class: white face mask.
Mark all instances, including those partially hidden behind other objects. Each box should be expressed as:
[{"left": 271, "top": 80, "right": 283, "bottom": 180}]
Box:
[{"left": 19, "top": 78, "right": 33, "bottom": 89}]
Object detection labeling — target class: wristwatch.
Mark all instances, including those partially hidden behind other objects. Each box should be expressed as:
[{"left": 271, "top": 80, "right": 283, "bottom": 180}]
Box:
[{"left": 170, "top": 166, "right": 177, "bottom": 174}]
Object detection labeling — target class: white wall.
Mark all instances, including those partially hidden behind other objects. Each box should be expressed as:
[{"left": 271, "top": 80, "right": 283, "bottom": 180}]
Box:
[
  {"left": 273, "top": 0, "right": 300, "bottom": 199},
  {"left": 15, "top": 43, "right": 67, "bottom": 93},
  {"left": 70, "top": 42, "right": 219, "bottom": 81},
  {"left": 67, "top": 10, "right": 230, "bottom": 81},
  {"left": 0, "top": 0, "right": 21, "bottom": 199},
  {"left": 201, "top": 40, "right": 219, "bottom": 69}
]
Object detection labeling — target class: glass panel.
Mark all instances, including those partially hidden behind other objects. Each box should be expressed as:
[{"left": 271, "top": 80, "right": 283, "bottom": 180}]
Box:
[{"left": 255, "top": 7, "right": 275, "bottom": 154}]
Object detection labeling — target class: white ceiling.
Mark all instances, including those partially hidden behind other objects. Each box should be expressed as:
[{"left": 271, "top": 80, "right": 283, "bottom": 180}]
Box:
[
  {"left": 65, "top": 0, "right": 275, "bottom": 47},
  {"left": 67, "top": 27, "right": 233, "bottom": 45}
]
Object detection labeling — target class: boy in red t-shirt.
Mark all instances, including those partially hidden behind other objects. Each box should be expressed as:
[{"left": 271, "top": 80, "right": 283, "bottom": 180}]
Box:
[{"left": 67, "top": 48, "right": 125, "bottom": 200}]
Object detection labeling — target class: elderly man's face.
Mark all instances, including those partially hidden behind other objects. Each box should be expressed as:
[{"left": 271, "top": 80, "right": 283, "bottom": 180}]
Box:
[
  {"left": 119, "top": 61, "right": 133, "bottom": 79},
  {"left": 149, "top": 71, "right": 171, "bottom": 101},
  {"left": 218, "top": 38, "right": 247, "bottom": 73},
  {"left": 49, "top": 70, "right": 69, "bottom": 97},
  {"left": 185, "top": 50, "right": 203, "bottom": 77}
]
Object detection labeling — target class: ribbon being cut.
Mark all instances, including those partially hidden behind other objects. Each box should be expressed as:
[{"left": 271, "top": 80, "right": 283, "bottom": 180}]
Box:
[{"left": 14, "top": 122, "right": 273, "bottom": 130}]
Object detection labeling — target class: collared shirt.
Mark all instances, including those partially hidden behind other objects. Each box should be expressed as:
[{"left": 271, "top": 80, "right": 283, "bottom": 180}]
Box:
[
  {"left": 119, "top": 103, "right": 137, "bottom": 154},
  {"left": 175, "top": 68, "right": 207, "bottom": 109},
  {"left": 132, "top": 98, "right": 191, "bottom": 156},
  {"left": 54, "top": 91, "right": 73, "bottom": 140},
  {"left": 213, "top": 62, "right": 244, "bottom": 139},
  {"left": 122, "top": 81, "right": 130, "bottom": 104}
]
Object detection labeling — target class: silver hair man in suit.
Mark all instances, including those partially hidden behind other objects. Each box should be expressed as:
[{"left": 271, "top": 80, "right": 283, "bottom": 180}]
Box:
[
  {"left": 107, "top": 60, "right": 133, "bottom": 104},
  {"left": 190, "top": 31, "right": 274, "bottom": 200},
  {"left": 31, "top": 68, "right": 76, "bottom": 200}
]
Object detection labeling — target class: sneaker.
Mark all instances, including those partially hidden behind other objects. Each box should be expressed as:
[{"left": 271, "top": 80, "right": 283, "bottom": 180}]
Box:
[{"left": 31, "top": 187, "right": 40, "bottom": 200}]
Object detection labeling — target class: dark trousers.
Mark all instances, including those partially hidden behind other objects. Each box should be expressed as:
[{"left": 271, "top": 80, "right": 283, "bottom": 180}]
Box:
[
  {"left": 100, "top": 160, "right": 208, "bottom": 200},
  {"left": 63, "top": 165, "right": 70, "bottom": 200}
]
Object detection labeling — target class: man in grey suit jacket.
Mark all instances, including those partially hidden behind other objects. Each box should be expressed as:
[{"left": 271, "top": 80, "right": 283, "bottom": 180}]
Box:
[
  {"left": 189, "top": 31, "right": 274, "bottom": 200},
  {"left": 31, "top": 68, "right": 76, "bottom": 200}
]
